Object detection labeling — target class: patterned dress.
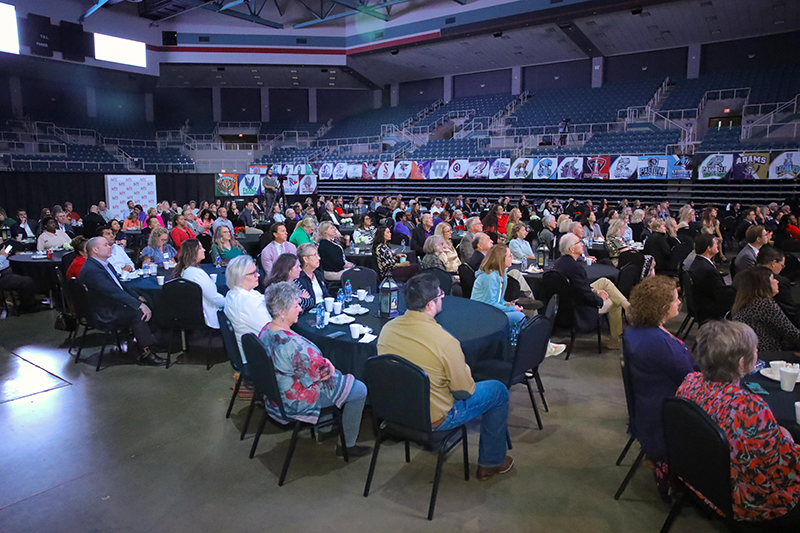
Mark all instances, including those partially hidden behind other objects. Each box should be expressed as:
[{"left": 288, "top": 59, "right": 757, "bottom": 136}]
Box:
[
  {"left": 732, "top": 298, "right": 800, "bottom": 352},
  {"left": 677, "top": 372, "right": 800, "bottom": 521},
  {"left": 258, "top": 326, "right": 354, "bottom": 424}
]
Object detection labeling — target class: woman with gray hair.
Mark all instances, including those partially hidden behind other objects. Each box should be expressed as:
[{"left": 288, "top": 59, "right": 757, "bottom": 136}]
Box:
[
  {"left": 260, "top": 282, "right": 369, "bottom": 457},
  {"left": 677, "top": 320, "right": 800, "bottom": 527},
  {"left": 296, "top": 242, "right": 330, "bottom": 311},
  {"left": 420, "top": 235, "right": 447, "bottom": 271},
  {"left": 223, "top": 255, "right": 271, "bottom": 362}
]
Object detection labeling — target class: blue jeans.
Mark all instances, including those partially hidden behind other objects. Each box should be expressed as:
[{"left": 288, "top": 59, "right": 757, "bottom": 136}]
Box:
[
  {"left": 505, "top": 310, "right": 526, "bottom": 326},
  {"left": 321, "top": 378, "right": 367, "bottom": 447},
  {"left": 434, "top": 380, "right": 509, "bottom": 467}
]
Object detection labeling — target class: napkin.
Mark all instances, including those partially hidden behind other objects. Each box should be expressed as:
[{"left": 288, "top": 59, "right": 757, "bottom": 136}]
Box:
[{"left": 359, "top": 333, "right": 377, "bottom": 343}]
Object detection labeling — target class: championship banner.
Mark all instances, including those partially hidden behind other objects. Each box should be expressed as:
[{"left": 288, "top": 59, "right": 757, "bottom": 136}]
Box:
[
  {"left": 248, "top": 164, "right": 270, "bottom": 174},
  {"left": 557, "top": 157, "right": 583, "bottom": 179},
  {"left": 238, "top": 174, "right": 261, "bottom": 196},
  {"left": 610, "top": 156, "right": 637, "bottom": 180},
  {"left": 769, "top": 152, "right": 800, "bottom": 180},
  {"left": 489, "top": 158, "right": 511, "bottom": 179},
  {"left": 319, "top": 162, "right": 334, "bottom": 180},
  {"left": 510, "top": 158, "right": 533, "bottom": 179},
  {"left": 347, "top": 163, "right": 362, "bottom": 179},
  {"left": 429, "top": 160, "right": 450, "bottom": 179},
  {"left": 583, "top": 156, "right": 610, "bottom": 179},
  {"left": 332, "top": 162, "right": 348, "bottom": 180},
  {"left": 667, "top": 155, "right": 693, "bottom": 179},
  {"left": 449, "top": 159, "right": 469, "bottom": 179},
  {"left": 298, "top": 173, "right": 317, "bottom": 194},
  {"left": 214, "top": 173, "right": 239, "bottom": 196},
  {"left": 637, "top": 156, "right": 668, "bottom": 179},
  {"left": 362, "top": 162, "right": 380, "bottom": 180},
  {"left": 377, "top": 161, "right": 394, "bottom": 180},
  {"left": 105, "top": 174, "right": 157, "bottom": 217},
  {"left": 469, "top": 160, "right": 490, "bottom": 178},
  {"left": 283, "top": 174, "right": 300, "bottom": 195},
  {"left": 412, "top": 160, "right": 430, "bottom": 179},
  {"left": 394, "top": 161, "right": 414, "bottom": 180},
  {"left": 532, "top": 157, "right": 557, "bottom": 179},
  {"left": 698, "top": 153, "right": 733, "bottom": 180}
]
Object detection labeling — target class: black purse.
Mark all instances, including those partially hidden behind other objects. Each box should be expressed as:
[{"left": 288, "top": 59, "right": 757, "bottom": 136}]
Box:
[{"left": 54, "top": 312, "right": 77, "bottom": 331}]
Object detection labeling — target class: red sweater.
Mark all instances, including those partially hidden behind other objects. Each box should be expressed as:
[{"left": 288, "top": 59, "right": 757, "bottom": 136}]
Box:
[{"left": 170, "top": 226, "right": 195, "bottom": 249}]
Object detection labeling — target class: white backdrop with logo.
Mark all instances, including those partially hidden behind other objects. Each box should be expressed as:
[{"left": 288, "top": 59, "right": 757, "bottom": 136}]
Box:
[{"left": 104, "top": 174, "right": 157, "bottom": 219}]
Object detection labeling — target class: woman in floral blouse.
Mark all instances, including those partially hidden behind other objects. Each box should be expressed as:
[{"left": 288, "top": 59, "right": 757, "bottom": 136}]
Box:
[
  {"left": 677, "top": 320, "right": 800, "bottom": 527},
  {"left": 372, "top": 225, "right": 417, "bottom": 281}
]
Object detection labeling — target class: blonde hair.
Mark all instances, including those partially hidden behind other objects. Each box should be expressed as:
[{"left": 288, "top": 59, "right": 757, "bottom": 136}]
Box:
[
  {"left": 607, "top": 218, "right": 627, "bottom": 240},
  {"left": 480, "top": 243, "right": 509, "bottom": 275}
]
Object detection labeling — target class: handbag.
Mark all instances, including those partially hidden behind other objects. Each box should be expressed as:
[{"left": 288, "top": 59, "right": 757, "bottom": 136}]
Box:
[{"left": 55, "top": 312, "right": 77, "bottom": 331}]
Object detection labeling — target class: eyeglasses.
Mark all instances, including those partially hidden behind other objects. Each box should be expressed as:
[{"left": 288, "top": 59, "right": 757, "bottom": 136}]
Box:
[
  {"left": 436, "top": 289, "right": 445, "bottom": 299},
  {"left": 245, "top": 270, "right": 259, "bottom": 277}
]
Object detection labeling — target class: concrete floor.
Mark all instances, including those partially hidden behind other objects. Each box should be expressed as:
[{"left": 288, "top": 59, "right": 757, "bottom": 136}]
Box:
[{"left": 0, "top": 307, "right": 725, "bottom": 533}]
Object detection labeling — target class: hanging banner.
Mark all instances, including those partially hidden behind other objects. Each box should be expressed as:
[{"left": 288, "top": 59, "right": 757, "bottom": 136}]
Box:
[
  {"left": 105, "top": 174, "right": 157, "bottom": 217},
  {"left": 449, "top": 159, "right": 469, "bottom": 179},
  {"left": 729, "top": 152, "right": 769, "bottom": 180},
  {"left": 610, "top": 156, "right": 637, "bottom": 180},
  {"left": 583, "top": 156, "right": 610, "bottom": 179},
  {"left": 376, "top": 161, "right": 394, "bottom": 180},
  {"left": 248, "top": 164, "right": 270, "bottom": 174},
  {"left": 412, "top": 160, "right": 430, "bottom": 179},
  {"left": 394, "top": 161, "right": 414, "bottom": 180},
  {"left": 332, "top": 162, "right": 348, "bottom": 180},
  {"left": 769, "top": 151, "right": 800, "bottom": 180},
  {"left": 298, "top": 173, "right": 318, "bottom": 195},
  {"left": 698, "top": 153, "right": 733, "bottom": 180},
  {"left": 489, "top": 158, "right": 511, "bottom": 179},
  {"left": 667, "top": 155, "right": 693, "bottom": 179},
  {"left": 283, "top": 174, "right": 300, "bottom": 195},
  {"left": 319, "top": 162, "right": 334, "bottom": 180},
  {"left": 238, "top": 174, "right": 261, "bottom": 196},
  {"left": 429, "top": 160, "right": 450, "bottom": 179},
  {"left": 362, "top": 162, "right": 380, "bottom": 180},
  {"left": 532, "top": 157, "right": 557, "bottom": 179},
  {"left": 510, "top": 158, "right": 533, "bottom": 179},
  {"left": 347, "top": 163, "right": 362, "bottom": 179},
  {"left": 637, "top": 156, "right": 669, "bottom": 179},
  {"left": 469, "top": 160, "right": 491, "bottom": 178},
  {"left": 557, "top": 157, "right": 583, "bottom": 179},
  {"left": 215, "top": 173, "right": 239, "bottom": 196}
]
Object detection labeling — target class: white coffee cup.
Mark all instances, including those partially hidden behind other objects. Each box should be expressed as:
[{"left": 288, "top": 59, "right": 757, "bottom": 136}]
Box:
[
  {"left": 357, "top": 289, "right": 366, "bottom": 301},
  {"left": 323, "top": 310, "right": 330, "bottom": 326},
  {"left": 770, "top": 360, "right": 786, "bottom": 374},
  {"left": 324, "top": 297, "right": 334, "bottom": 312},
  {"left": 156, "top": 276, "right": 165, "bottom": 286},
  {"left": 779, "top": 366, "right": 799, "bottom": 392},
  {"left": 333, "top": 301, "right": 342, "bottom": 315},
  {"left": 210, "top": 273, "right": 218, "bottom": 283},
  {"left": 349, "top": 323, "right": 361, "bottom": 339},
  {"left": 795, "top": 402, "right": 800, "bottom": 425}
]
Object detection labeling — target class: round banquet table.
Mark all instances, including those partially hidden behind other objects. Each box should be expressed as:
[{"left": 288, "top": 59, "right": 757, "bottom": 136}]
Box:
[
  {"left": 586, "top": 242, "right": 610, "bottom": 260},
  {"left": 345, "top": 244, "right": 417, "bottom": 271},
  {"left": 292, "top": 295, "right": 510, "bottom": 381},
  {"left": 518, "top": 262, "right": 619, "bottom": 298},
  {"left": 338, "top": 224, "right": 355, "bottom": 236},
  {"left": 122, "top": 264, "right": 228, "bottom": 327},
  {"left": 236, "top": 234, "right": 262, "bottom": 257},
  {"left": 9, "top": 249, "right": 68, "bottom": 293},
  {"left": 741, "top": 370, "right": 800, "bottom": 441}
]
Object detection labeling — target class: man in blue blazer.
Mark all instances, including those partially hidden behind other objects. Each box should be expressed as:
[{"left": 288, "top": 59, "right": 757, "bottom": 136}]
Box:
[{"left": 79, "top": 237, "right": 165, "bottom": 366}]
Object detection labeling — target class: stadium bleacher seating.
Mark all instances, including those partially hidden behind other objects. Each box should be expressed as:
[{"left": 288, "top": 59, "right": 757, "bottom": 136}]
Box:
[
  {"left": 319, "top": 102, "right": 434, "bottom": 140},
  {"left": 259, "top": 122, "right": 321, "bottom": 137},
  {"left": 411, "top": 138, "right": 509, "bottom": 159},
  {"left": 415, "top": 94, "right": 515, "bottom": 129},
  {"left": 698, "top": 126, "right": 800, "bottom": 153}
]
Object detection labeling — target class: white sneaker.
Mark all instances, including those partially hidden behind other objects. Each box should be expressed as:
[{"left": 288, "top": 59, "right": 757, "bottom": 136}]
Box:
[{"left": 546, "top": 342, "right": 567, "bottom": 358}]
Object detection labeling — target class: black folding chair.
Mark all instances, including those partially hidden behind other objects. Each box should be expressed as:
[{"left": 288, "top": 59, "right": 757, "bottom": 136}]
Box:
[
  {"left": 541, "top": 270, "right": 604, "bottom": 359},
  {"left": 457, "top": 263, "right": 475, "bottom": 299},
  {"left": 425, "top": 267, "right": 454, "bottom": 296},
  {"left": 363, "top": 354, "right": 469, "bottom": 521},
  {"left": 665, "top": 243, "right": 692, "bottom": 278},
  {"left": 614, "top": 337, "right": 645, "bottom": 500},
  {"left": 241, "top": 333, "right": 348, "bottom": 485},
  {"left": 217, "top": 310, "right": 254, "bottom": 438},
  {"left": 615, "top": 263, "right": 640, "bottom": 300},
  {"left": 67, "top": 279, "right": 126, "bottom": 372},
  {"left": 161, "top": 278, "right": 214, "bottom": 369},
  {"left": 342, "top": 266, "right": 379, "bottom": 293}
]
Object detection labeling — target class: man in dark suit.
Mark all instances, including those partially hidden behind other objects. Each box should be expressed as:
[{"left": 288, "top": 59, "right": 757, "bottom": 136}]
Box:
[
  {"left": 733, "top": 224, "right": 770, "bottom": 275},
  {"left": 689, "top": 233, "right": 735, "bottom": 320},
  {"left": 735, "top": 208, "right": 757, "bottom": 244},
  {"left": 411, "top": 213, "right": 434, "bottom": 257},
  {"left": 757, "top": 245, "right": 799, "bottom": 326},
  {"left": 79, "top": 237, "right": 165, "bottom": 366},
  {"left": 10, "top": 209, "right": 38, "bottom": 240},
  {"left": 467, "top": 232, "right": 492, "bottom": 271},
  {"left": 55, "top": 211, "right": 75, "bottom": 238},
  {"left": 319, "top": 201, "right": 341, "bottom": 226}
]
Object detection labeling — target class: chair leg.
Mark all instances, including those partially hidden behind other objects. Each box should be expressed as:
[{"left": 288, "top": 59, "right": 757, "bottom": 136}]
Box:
[
  {"left": 334, "top": 409, "right": 348, "bottom": 462},
  {"left": 206, "top": 329, "right": 213, "bottom": 371},
  {"left": 615, "top": 436, "right": 635, "bottom": 466},
  {"left": 659, "top": 491, "right": 684, "bottom": 533},
  {"left": 675, "top": 314, "right": 691, "bottom": 337},
  {"left": 461, "top": 427, "right": 469, "bottom": 481},
  {"left": 404, "top": 440, "right": 411, "bottom": 463},
  {"left": 75, "top": 325, "right": 89, "bottom": 364},
  {"left": 240, "top": 395, "right": 257, "bottom": 440},
  {"left": 166, "top": 328, "right": 175, "bottom": 369},
  {"left": 226, "top": 374, "right": 243, "bottom": 419},
  {"left": 525, "top": 379, "right": 543, "bottom": 430},
  {"left": 278, "top": 422, "right": 304, "bottom": 486},
  {"left": 533, "top": 371, "right": 548, "bottom": 412},
  {"left": 249, "top": 410, "right": 269, "bottom": 459},
  {"left": 680, "top": 318, "right": 695, "bottom": 341},
  {"left": 363, "top": 430, "right": 383, "bottom": 497},
  {"left": 506, "top": 428, "right": 513, "bottom": 450},
  {"left": 96, "top": 331, "right": 111, "bottom": 372},
  {"left": 566, "top": 328, "right": 575, "bottom": 361},
  {"left": 428, "top": 442, "right": 449, "bottom": 520},
  {"left": 115, "top": 330, "right": 123, "bottom": 353},
  {"left": 614, "top": 449, "right": 645, "bottom": 500}
]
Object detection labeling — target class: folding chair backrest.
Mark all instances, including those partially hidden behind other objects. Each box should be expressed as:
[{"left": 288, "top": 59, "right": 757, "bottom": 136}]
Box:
[
  {"left": 512, "top": 315, "right": 550, "bottom": 380},
  {"left": 162, "top": 278, "right": 206, "bottom": 329},
  {"left": 218, "top": 309, "right": 244, "bottom": 373},
  {"left": 426, "top": 267, "right": 453, "bottom": 296},
  {"left": 457, "top": 263, "right": 475, "bottom": 299},
  {"left": 542, "top": 270, "right": 575, "bottom": 328},
  {"left": 342, "top": 266, "right": 379, "bottom": 293},
  {"left": 504, "top": 275, "right": 521, "bottom": 302},
  {"left": 65, "top": 279, "right": 92, "bottom": 323},
  {"left": 366, "top": 354, "right": 432, "bottom": 441},
  {"left": 620, "top": 337, "right": 638, "bottom": 438},
  {"left": 241, "top": 333, "right": 288, "bottom": 420},
  {"left": 616, "top": 263, "right": 640, "bottom": 300}
]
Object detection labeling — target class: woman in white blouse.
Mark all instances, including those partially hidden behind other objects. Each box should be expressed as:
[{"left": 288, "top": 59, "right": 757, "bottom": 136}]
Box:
[
  {"left": 295, "top": 242, "right": 330, "bottom": 312},
  {"left": 223, "top": 255, "right": 271, "bottom": 362},
  {"left": 173, "top": 239, "right": 226, "bottom": 329}
]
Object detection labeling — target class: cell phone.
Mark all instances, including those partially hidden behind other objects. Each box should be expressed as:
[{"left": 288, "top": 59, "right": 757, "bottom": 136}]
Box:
[
  {"left": 3, "top": 244, "right": 12, "bottom": 254},
  {"left": 744, "top": 381, "right": 769, "bottom": 395},
  {"left": 326, "top": 330, "right": 346, "bottom": 339}
]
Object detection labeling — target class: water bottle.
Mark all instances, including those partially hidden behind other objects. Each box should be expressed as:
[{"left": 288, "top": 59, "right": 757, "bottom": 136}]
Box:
[
  {"left": 336, "top": 288, "right": 344, "bottom": 306},
  {"left": 521, "top": 257, "right": 527, "bottom": 271},
  {"left": 510, "top": 321, "right": 520, "bottom": 346},
  {"left": 344, "top": 279, "right": 353, "bottom": 303},
  {"left": 315, "top": 303, "right": 325, "bottom": 329},
  {"left": 214, "top": 255, "right": 221, "bottom": 269},
  {"left": 349, "top": 239, "right": 355, "bottom": 254}
]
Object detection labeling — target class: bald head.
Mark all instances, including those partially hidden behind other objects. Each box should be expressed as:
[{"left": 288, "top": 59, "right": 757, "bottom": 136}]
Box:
[{"left": 86, "top": 236, "right": 112, "bottom": 261}]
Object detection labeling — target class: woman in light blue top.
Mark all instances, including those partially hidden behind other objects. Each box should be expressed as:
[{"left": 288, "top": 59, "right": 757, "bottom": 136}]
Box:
[
  {"left": 508, "top": 223, "right": 535, "bottom": 263},
  {"left": 140, "top": 227, "right": 177, "bottom": 266},
  {"left": 470, "top": 243, "right": 525, "bottom": 326}
]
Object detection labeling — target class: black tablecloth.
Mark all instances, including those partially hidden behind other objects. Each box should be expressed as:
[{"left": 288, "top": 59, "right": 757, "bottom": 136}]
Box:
[
  {"left": 587, "top": 242, "right": 610, "bottom": 260},
  {"left": 520, "top": 262, "right": 619, "bottom": 298},
  {"left": 742, "top": 371, "right": 800, "bottom": 441},
  {"left": 9, "top": 250, "right": 68, "bottom": 292},
  {"left": 292, "top": 295, "right": 509, "bottom": 381},
  {"left": 237, "top": 234, "right": 262, "bottom": 257}
]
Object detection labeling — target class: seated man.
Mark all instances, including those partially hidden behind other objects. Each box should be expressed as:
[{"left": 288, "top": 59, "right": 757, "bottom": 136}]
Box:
[
  {"left": 377, "top": 272, "right": 513, "bottom": 480},
  {"left": 0, "top": 246, "right": 38, "bottom": 311},
  {"left": 553, "top": 233, "right": 630, "bottom": 349},
  {"left": 55, "top": 211, "right": 75, "bottom": 238},
  {"left": 460, "top": 217, "right": 483, "bottom": 263},
  {"left": 689, "top": 233, "right": 736, "bottom": 320},
  {"left": 79, "top": 237, "right": 164, "bottom": 365},
  {"left": 467, "top": 232, "right": 492, "bottom": 271},
  {"left": 260, "top": 222, "right": 296, "bottom": 277},
  {"left": 10, "top": 208, "right": 38, "bottom": 240},
  {"left": 734, "top": 224, "right": 770, "bottom": 275},
  {"left": 99, "top": 226, "right": 134, "bottom": 274}
]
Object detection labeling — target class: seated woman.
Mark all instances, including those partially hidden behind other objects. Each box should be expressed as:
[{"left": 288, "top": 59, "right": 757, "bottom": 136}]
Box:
[
  {"left": 676, "top": 205, "right": 697, "bottom": 244},
  {"left": 315, "top": 221, "right": 354, "bottom": 281},
  {"left": 210, "top": 225, "right": 246, "bottom": 265},
  {"left": 470, "top": 244, "right": 525, "bottom": 327},
  {"left": 66, "top": 236, "right": 88, "bottom": 279},
  {"left": 731, "top": 266, "right": 800, "bottom": 352},
  {"left": 122, "top": 210, "right": 141, "bottom": 231},
  {"left": 352, "top": 214, "right": 376, "bottom": 245},
  {"left": 296, "top": 243, "right": 330, "bottom": 311},
  {"left": 508, "top": 224, "right": 535, "bottom": 263},
  {"left": 140, "top": 227, "right": 178, "bottom": 266},
  {"left": 372, "top": 225, "right": 417, "bottom": 282},
  {"left": 677, "top": 320, "right": 800, "bottom": 527},
  {"left": 606, "top": 218, "right": 633, "bottom": 267},
  {"left": 434, "top": 222, "right": 461, "bottom": 274},
  {"left": 223, "top": 255, "right": 271, "bottom": 362},
  {"left": 643, "top": 218, "right": 673, "bottom": 275},
  {"left": 580, "top": 211, "right": 602, "bottom": 241},
  {"left": 505, "top": 208, "right": 522, "bottom": 242},
  {"left": 145, "top": 207, "right": 164, "bottom": 228},
  {"left": 263, "top": 252, "right": 313, "bottom": 308},
  {"left": 420, "top": 235, "right": 447, "bottom": 271},
  {"left": 37, "top": 216, "right": 70, "bottom": 251},
  {"left": 289, "top": 216, "right": 316, "bottom": 247},
  {"left": 174, "top": 239, "right": 226, "bottom": 329},
  {"left": 196, "top": 209, "right": 215, "bottom": 234},
  {"left": 170, "top": 213, "right": 196, "bottom": 251},
  {"left": 624, "top": 276, "right": 695, "bottom": 498},
  {"left": 260, "top": 282, "right": 370, "bottom": 457}
]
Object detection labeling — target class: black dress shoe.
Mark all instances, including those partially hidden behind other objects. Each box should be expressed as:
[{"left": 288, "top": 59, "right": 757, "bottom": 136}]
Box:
[
  {"left": 335, "top": 444, "right": 372, "bottom": 458},
  {"left": 137, "top": 352, "right": 167, "bottom": 366}
]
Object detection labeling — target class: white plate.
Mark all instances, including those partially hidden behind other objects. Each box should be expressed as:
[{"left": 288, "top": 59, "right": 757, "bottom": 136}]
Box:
[
  {"left": 343, "top": 305, "right": 368, "bottom": 315},
  {"left": 760, "top": 367, "right": 800, "bottom": 383},
  {"left": 329, "top": 314, "right": 355, "bottom": 325}
]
